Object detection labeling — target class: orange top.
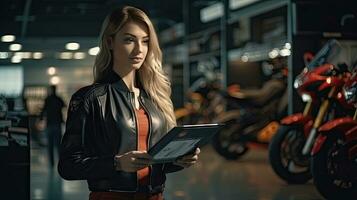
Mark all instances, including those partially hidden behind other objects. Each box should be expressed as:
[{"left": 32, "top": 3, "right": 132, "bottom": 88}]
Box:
[{"left": 136, "top": 108, "right": 150, "bottom": 185}]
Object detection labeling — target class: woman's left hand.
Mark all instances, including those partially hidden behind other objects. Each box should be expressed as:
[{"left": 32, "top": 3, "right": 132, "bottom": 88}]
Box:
[{"left": 174, "top": 148, "right": 200, "bottom": 168}]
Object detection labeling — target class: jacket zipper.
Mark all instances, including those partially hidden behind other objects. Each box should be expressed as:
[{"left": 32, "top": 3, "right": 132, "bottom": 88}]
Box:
[
  {"left": 129, "top": 92, "right": 140, "bottom": 192},
  {"left": 138, "top": 93, "right": 153, "bottom": 190}
]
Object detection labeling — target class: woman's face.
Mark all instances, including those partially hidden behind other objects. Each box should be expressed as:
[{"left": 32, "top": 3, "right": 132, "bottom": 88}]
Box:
[{"left": 110, "top": 20, "right": 149, "bottom": 72}]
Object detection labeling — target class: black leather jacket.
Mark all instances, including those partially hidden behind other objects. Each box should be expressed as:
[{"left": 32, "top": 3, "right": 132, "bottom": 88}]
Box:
[{"left": 58, "top": 72, "right": 183, "bottom": 193}]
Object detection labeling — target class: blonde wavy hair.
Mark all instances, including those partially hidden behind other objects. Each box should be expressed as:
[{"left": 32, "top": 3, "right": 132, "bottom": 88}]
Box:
[{"left": 93, "top": 5, "right": 176, "bottom": 130}]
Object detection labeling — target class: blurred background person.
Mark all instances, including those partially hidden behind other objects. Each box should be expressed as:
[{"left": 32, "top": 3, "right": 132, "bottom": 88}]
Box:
[{"left": 40, "top": 85, "right": 65, "bottom": 167}]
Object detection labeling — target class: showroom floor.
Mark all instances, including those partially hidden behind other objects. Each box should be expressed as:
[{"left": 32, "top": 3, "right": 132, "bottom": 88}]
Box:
[{"left": 30, "top": 145, "right": 324, "bottom": 200}]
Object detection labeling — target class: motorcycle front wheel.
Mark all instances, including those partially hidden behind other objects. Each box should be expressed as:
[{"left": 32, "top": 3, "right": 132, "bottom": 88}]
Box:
[
  {"left": 311, "top": 135, "right": 357, "bottom": 200},
  {"left": 211, "top": 120, "right": 249, "bottom": 160},
  {"left": 269, "top": 125, "right": 312, "bottom": 184}
]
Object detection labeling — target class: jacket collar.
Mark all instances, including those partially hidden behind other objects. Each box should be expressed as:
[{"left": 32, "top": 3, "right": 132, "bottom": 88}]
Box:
[
  {"left": 106, "top": 69, "right": 149, "bottom": 98},
  {"left": 107, "top": 71, "right": 131, "bottom": 92}
]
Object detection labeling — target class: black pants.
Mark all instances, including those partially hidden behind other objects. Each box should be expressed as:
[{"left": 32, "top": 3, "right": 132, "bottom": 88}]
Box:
[{"left": 46, "top": 124, "right": 62, "bottom": 167}]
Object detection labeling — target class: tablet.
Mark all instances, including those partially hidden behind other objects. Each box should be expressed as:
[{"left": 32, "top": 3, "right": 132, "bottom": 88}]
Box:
[{"left": 148, "top": 123, "right": 224, "bottom": 164}]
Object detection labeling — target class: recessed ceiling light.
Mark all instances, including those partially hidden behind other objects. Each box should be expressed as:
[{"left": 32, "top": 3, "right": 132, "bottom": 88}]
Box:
[
  {"left": 1, "top": 35, "right": 16, "bottom": 42},
  {"left": 88, "top": 47, "right": 100, "bottom": 56},
  {"left": 73, "top": 52, "right": 86, "bottom": 59},
  {"left": 58, "top": 52, "right": 73, "bottom": 59},
  {"left": 241, "top": 54, "right": 249, "bottom": 62},
  {"left": 284, "top": 42, "right": 291, "bottom": 49},
  {"left": 14, "top": 52, "right": 32, "bottom": 59},
  {"left": 33, "top": 52, "right": 43, "bottom": 59},
  {"left": 47, "top": 67, "right": 56, "bottom": 75},
  {"left": 268, "top": 49, "right": 279, "bottom": 59},
  {"left": 65, "top": 42, "right": 80, "bottom": 50},
  {"left": 9, "top": 43, "right": 22, "bottom": 51},
  {"left": 50, "top": 76, "right": 60, "bottom": 85},
  {"left": 0, "top": 52, "right": 9, "bottom": 59},
  {"left": 23, "top": 52, "right": 32, "bottom": 59},
  {"left": 279, "top": 49, "right": 291, "bottom": 57},
  {"left": 11, "top": 55, "right": 22, "bottom": 63}
]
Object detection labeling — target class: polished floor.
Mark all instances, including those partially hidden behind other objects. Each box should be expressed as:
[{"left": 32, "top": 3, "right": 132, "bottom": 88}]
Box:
[{"left": 31, "top": 145, "right": 324, "bottom": 200}]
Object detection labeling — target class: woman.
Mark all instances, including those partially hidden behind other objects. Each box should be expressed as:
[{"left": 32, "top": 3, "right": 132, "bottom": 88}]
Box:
[{"left": 58, "top": 6, "right": 200, "bottom": 200}]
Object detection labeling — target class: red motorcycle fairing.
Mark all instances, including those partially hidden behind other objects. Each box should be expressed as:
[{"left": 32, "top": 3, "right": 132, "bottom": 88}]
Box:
[
  {"left": 296, "top": 64, "right": 331, "bottom": 94},
  {"left": 345, "top": 125, "right": 357, "bottom": 142},
  {"left": 337, "top": 92, "right": 355, "bottom": 110},
  {"left": 311, "top": 135, "right": 327, "bottom": 155},
  {"left": 280, "top": 113, "right": 313, "bottom": 138},
  {"left": 312, "top": 123, "right": 357, "bottom": 156},
  {"left": 280, "top": 113, "right": 313, "bottom": 125},
  {"left": 318, "top": 117, "right": 357, "bottom": 134},
  {"left": 317, "top": 76, "right": 345, "bottom": 92}
]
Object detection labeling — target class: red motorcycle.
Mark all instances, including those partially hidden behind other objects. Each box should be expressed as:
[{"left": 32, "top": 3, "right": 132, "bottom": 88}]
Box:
[
  {"left": 269, "top": 40, "right": 351, "bottom": 184},
  {"left": 311, "top": 69, "right": 357, "bottom": 199}
]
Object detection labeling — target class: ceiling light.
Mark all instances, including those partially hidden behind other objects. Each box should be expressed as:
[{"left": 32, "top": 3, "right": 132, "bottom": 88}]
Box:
[
  {"left": 268, "top": 49, "right": 279, "bottom": 59},
  {"left": 73, "top": 52, "right": 86, "bottom": 59},
  {"left": 33, "top": 52, "right": 43, "bottom": 59},
  {"left": 284, "top": 42, "right": 291, "bottom": 49},
  {"left": 11, "top": 55, "right": 22, "bottom": 63},
  {"left": 241, "top": 54, "right": 249, "bottom": 62},
  {"left": 47, "top": 67, "right": 56, "bottom": 75},
  {"left": 279, "top": 49, "right": 291, "bottom": 57},
  {"left": 50, "top": 76, "right": 60, "bottom": 85},
  {"left": 65, "top": 42, "right": 80, "bottom": 50},
  {"left": 14, "top": 52, "right": 32, "bottom": 59},
  {"left": 22, "top": 52, "right": 32, "bottom": 59},
  {"left": 1, "top": 35, "right": 16, "bottom": 42},
  {"left": 0, "top": 52, "right": 9, "bottom": 59},
  {"left": 59, "top": 52, "right": 73, "bottom": 59},
  {"left": 88, "top": 47, "right": 100, "bottom": 56},
  {"left": 9, "top": 43, "right": 22, "bottom": 51}
]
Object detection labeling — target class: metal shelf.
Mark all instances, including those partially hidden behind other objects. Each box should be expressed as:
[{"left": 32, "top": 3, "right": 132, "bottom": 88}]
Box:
[
  {"left": 188, "top": 50, "right": 221, "bottom": 62},
  {"left": 0, "top": 120, "right": 11, "bottom": 129}
]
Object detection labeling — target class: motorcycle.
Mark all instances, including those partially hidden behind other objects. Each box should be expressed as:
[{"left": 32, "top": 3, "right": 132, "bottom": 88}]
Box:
[
  {"left": 268, "top": 40, "right": 351, "bottom": 184},
  {"left": 175, "top": 58, "right": 226, "bottom": 125},
  {"left": 311, "top": 69, "right": 357, "bottom": 199},
  {"left": 211, "top": 63, "right": 288, "bottom": 160},
  {"left": 175, "top": 88, "right": 225, "bottom": 125}
]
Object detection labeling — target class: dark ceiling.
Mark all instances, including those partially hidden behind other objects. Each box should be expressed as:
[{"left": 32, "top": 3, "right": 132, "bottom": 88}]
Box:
[{"left": 0, "top": 0, "right": 183, "bottom": 38}]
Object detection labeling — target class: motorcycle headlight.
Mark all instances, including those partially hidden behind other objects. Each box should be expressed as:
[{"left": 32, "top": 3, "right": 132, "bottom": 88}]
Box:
[
  {"left": 301, "top": 93, "right": 312, "bottom": 102},
  {"left": 343, "top": 86, "right": 356, "bottom": 104}
]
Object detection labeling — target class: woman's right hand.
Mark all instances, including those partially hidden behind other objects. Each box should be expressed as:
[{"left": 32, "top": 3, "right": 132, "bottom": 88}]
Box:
[{"left": 114, "top": 151, "right": 153, "bottom": 172}]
